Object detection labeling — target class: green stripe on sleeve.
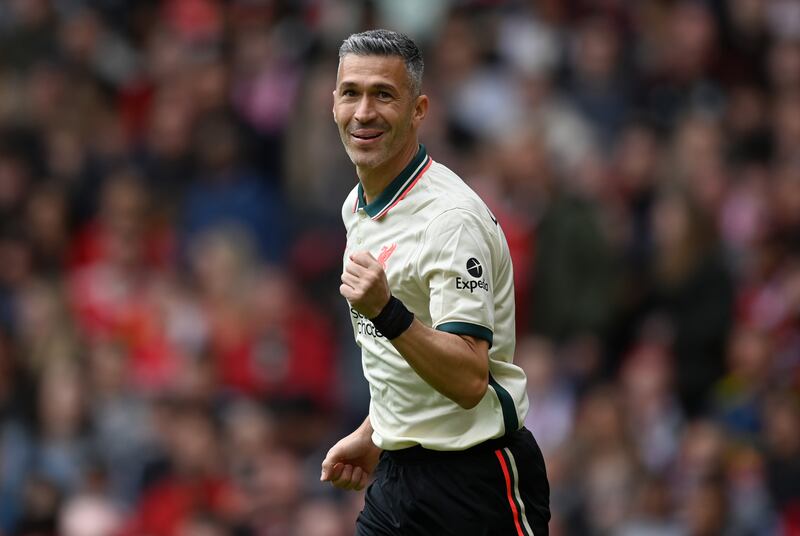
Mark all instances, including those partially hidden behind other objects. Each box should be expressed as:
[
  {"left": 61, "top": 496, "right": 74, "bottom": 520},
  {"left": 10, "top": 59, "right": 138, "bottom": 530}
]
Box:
[
  {"left": 489, "top": 374, "right": 519, "bottom": 435},
  {"left": 436, "top": 321, "right": 493, "bottom": 347}
]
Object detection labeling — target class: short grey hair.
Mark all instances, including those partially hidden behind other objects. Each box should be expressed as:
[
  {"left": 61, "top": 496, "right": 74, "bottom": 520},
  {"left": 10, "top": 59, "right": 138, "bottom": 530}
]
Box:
[{"left": 338, "top": 29, "right": 424, "bottom": 96}]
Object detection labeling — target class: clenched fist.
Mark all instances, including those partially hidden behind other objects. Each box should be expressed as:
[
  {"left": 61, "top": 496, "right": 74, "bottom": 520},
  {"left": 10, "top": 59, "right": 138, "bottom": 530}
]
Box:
[{"left": 340, "top": 251, "right": 391, "bottom": 318}]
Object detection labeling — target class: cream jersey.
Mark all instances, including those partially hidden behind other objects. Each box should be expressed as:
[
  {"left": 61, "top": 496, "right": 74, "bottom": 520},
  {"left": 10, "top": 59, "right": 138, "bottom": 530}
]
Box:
[{"left": 342, "top": 145, "right": 529, "bottom": 451}]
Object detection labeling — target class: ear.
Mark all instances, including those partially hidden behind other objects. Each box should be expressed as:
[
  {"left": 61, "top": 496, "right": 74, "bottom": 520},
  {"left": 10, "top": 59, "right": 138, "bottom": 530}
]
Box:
[
  {"left": 412, "top": 94, "right": 429, "bottom": 127},
  {"left": 332, "top": 90, "right": 337, "bottom": 121}
]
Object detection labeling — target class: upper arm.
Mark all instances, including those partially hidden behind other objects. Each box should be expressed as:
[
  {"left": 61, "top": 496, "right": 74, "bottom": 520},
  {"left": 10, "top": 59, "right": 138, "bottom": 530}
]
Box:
[
  {"left": 417, "top": 209, "right": 496, "bottom": 347},
  {"left": 457, "top": 334, "right": 490, "bottom": 363}
]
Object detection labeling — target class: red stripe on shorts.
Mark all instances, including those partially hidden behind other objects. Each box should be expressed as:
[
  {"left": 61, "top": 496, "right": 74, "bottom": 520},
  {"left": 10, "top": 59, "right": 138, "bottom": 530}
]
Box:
[{"left": 495, "top": 449, "right": 526, "bottom": 536}]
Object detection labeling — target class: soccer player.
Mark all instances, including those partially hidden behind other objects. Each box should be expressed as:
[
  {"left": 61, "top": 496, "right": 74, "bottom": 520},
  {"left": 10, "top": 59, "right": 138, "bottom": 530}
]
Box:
[{"left": 320, "top": 29, "right": 551, "bottom": 535}]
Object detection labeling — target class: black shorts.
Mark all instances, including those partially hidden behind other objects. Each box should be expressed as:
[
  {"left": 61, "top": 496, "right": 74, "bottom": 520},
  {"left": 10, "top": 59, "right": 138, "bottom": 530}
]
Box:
[{"left": 356, "top": 427, "right": 550, "bottom": 536}]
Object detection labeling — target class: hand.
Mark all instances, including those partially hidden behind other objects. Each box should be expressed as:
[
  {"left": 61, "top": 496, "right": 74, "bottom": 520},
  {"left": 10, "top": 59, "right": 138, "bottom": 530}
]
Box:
[
  {"left": 320, "top": 427, "right": 382, "bottom": 491},
  {"left": 340, "top": 251, "right": 391, "bottom": 318}
]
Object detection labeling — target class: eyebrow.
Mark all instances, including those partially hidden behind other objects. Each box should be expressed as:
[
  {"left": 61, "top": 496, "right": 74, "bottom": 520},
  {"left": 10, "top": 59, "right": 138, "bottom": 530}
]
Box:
[{"left": 338, "top": 80, "right": 400, "bottom": 93}]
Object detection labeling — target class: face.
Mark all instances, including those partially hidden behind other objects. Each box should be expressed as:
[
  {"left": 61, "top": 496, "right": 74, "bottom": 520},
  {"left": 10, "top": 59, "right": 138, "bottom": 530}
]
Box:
[{"left": 333, "top": 54, "right": 427, "bottom": 176}]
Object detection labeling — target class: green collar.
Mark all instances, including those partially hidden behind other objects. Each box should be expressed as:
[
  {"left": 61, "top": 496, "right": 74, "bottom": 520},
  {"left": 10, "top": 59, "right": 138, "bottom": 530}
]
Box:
[{"left": 356, "top": 145, "right": 430, "bottom": 219}]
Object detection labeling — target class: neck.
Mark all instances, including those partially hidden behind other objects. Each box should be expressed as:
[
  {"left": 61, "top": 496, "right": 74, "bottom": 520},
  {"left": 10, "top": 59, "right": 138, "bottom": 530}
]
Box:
[{"left": 358, "top": 141, "right": 419, "bottom": 203}]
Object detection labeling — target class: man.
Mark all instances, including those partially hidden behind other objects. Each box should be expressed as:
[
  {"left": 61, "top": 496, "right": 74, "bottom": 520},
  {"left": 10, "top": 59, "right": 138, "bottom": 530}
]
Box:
[{"left": 320, "top": 29, "right": 550, "bottom": 535}]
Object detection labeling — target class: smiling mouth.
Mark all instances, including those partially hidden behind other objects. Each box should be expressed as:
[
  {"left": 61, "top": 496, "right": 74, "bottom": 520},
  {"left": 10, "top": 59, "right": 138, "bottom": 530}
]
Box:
[{"left": 351, "top": 129, "right": 384, "bottom": 141}]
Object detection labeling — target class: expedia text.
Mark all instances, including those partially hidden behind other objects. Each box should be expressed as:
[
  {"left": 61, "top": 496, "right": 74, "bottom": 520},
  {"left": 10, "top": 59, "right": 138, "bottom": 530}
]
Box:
[{"left": 455, "top": 276, "right": 489, "bottom": 293}]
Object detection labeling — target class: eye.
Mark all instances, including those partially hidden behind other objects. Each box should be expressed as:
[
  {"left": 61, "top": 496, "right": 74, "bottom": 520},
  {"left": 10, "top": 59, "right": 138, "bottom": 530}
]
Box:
[
  {"left": 378, "top": 91, "right": 393, "bottom": 99},
  {"left": 341, "top": 89, "right": 357, "bottom": 97}
]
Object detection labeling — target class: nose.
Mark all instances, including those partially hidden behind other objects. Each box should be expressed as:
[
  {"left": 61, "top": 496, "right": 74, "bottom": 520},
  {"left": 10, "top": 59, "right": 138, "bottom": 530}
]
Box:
[{"left": 353, "top": 94, "right": 377, "bottom": 124}]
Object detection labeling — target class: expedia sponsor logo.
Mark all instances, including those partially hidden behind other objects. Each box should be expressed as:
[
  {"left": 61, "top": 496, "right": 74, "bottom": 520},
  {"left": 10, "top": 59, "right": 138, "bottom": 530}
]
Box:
[
  {"left": 456, "top": 258, "right": 489, "bottom": 293},
  {"left": 351, "top": 307, "right": 385, "bottom": 338},
  {"left": 467, "top": 258, "right": 483, "bottom": 278}
]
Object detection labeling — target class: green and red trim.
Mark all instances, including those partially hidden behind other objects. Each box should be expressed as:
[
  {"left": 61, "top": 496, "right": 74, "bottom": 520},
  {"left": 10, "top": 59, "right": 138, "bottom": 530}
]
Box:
[{"left": 354, "top": 144, "right": 431, "bottom": 219}]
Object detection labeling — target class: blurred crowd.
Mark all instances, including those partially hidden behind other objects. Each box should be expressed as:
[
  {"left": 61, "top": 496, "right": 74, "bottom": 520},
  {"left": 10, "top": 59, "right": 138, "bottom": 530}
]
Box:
[{"left": 0, "top": 0, "right": 798, "bottom": 535}]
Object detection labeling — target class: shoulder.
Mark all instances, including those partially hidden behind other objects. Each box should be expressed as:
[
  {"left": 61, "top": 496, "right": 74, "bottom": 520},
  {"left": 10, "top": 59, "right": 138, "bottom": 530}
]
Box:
[
  {"left": 418, "top": 161, "right": 497, "bottom": 234},
  {"left": 341, "top": 184, "right": 360, "bottom": 223},
  {"left": 421, "top": 208, "right": 496, "bottom": 253}
]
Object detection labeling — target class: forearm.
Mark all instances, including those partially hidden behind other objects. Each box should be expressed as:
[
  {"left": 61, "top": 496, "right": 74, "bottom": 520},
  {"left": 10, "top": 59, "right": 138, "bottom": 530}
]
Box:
[
  {"left": 351, "top": 415, "right": 382, "bottom": 455},
  {"left": 355, "top": 415, "right": 375, "bottom": 441},
  {"left": 391, "top": 319, "right": 489, "bottom": 409}
]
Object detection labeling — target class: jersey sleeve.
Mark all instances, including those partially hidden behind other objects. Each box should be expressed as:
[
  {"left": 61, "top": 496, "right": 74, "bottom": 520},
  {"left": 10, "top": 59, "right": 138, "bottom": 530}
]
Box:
[{"left": 417, "top": 209, "right": 495, "bottom": 346}]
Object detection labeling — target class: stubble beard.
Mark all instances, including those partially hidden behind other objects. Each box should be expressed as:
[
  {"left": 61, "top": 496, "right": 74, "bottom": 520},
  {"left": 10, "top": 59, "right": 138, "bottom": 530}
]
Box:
[
  {"left": 340, "top": 128, "right": 391, "bottom": 171},
  {"left": 340, "top": 119, "right": 415, "bottom": 176}
]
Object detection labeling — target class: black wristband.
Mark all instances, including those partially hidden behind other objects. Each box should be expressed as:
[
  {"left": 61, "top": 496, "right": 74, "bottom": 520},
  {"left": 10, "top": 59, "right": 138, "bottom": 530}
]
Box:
[{"left": 370, "top": 295, "right": 414, "bottom": 339}]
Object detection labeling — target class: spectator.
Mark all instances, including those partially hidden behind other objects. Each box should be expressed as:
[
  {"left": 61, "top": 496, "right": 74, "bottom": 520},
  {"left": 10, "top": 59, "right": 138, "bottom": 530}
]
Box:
[
  {"left": 180, "top": 113, "right": 286, "bottom": 265},
  {"left": 646, "top": 187, "right": 734, "bottom": 415}
]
